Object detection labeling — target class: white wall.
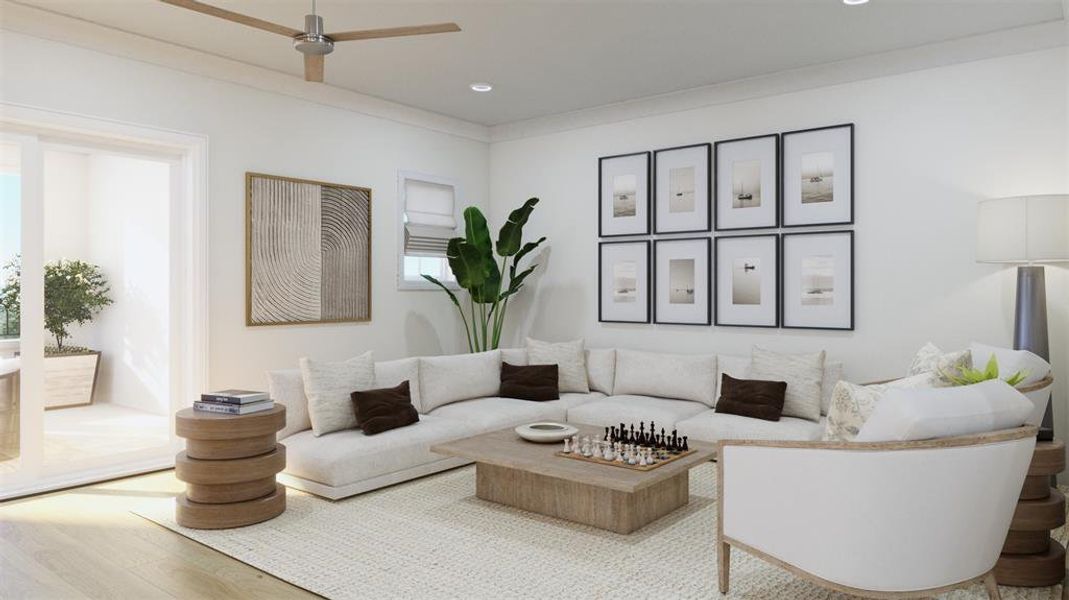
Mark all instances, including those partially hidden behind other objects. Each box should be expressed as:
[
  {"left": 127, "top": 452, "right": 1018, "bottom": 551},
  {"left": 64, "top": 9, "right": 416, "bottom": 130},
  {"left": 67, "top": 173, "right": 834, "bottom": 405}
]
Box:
[
  {"left": 2, "top": 29, "right": 489, "bottom": 391},
  {"left": 490, "top": 48, "right": 1068, "bottom": 437}
]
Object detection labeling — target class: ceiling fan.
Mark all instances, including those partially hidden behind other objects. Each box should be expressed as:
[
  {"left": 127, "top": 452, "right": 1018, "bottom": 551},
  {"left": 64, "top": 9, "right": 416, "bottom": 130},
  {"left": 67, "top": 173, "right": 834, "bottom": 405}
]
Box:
[{"left": 159, "top": 0, "right": 461, "bottom": 83}]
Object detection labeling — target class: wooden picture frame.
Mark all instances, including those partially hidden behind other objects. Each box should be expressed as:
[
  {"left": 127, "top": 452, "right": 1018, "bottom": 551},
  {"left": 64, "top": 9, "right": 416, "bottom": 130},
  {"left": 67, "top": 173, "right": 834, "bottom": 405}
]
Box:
[
  {"left": 653, "top": 237, "right": 711, "bottom": 326},
  {"left": 599, "top": 151, "right": 652, "bottom": 237},
  {"left": 781, "top": 123, "right": 854, "bottom": 227},
  {"left": 598, "top": 240, "right": 651, "bottom": 323},
  {"left": 780, "top": 230, "right": 854, "bottom": 330},
  {"left": 246, "top": 172, "right": 372, "bottom": 326},
  {"left": 653, "top": 143, "right": 711, "bottom": 234},
  {"left": 714, "top": 234, "right": 779, "bottom": 328},
  {"left": 714, "top": 134, "right": 780, "bottom": 231}
]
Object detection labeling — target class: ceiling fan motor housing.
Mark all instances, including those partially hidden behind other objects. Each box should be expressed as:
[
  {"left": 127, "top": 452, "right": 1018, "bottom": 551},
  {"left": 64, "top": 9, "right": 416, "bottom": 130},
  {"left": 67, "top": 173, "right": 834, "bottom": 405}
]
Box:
[{"left": 294, "top": 14, "right": 334, "bottom": 55}]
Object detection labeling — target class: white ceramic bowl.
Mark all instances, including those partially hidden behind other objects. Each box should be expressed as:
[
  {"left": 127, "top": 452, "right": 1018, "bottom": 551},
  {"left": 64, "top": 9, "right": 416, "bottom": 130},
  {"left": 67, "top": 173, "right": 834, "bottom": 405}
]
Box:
[{"left": 515, "top": 422, "right": 578, "bottom": 443}]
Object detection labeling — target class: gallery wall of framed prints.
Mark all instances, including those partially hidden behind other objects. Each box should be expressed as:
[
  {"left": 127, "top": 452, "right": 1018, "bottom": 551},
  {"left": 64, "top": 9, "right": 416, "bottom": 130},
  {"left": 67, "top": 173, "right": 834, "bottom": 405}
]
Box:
[{"left": 596, "top": 122, "right": 855, "bottom": 331}]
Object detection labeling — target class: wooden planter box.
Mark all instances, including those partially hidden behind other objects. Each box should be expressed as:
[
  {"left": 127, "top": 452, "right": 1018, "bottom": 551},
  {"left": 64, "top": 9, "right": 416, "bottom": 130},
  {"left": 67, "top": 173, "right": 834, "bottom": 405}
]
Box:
[{"left": 44, "top": 350, "right": 101, "bottom": 410}]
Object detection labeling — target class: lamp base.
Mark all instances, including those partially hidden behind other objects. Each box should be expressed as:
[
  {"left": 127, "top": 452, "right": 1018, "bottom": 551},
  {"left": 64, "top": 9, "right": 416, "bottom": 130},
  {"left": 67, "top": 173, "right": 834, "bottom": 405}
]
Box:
[{"left": 1013, "top": 266, "right": 1055, "bottom": 443}]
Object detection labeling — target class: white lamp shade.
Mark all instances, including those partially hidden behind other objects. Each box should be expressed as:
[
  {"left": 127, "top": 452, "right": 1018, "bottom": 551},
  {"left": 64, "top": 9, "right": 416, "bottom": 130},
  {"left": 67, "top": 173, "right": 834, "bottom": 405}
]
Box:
[{"left": 976, "top": 195, "right": 1069, "bottom": 263}]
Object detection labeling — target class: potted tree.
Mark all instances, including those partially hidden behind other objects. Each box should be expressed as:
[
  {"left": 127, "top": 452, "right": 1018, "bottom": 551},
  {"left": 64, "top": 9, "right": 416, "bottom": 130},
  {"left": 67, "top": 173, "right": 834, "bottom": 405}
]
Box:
[{"left": 1, "top": 257, "right": 113, "bottom": 408}]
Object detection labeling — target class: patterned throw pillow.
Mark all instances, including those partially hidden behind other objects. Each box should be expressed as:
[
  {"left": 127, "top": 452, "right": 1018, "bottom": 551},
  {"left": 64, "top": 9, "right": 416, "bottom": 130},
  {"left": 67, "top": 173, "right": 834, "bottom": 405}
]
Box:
[
  {"left": 822, "top": 373, "right": 938, "bottom": 442},
  {"left": 907, "top": 342, "right": 970, "bottom": 384}
]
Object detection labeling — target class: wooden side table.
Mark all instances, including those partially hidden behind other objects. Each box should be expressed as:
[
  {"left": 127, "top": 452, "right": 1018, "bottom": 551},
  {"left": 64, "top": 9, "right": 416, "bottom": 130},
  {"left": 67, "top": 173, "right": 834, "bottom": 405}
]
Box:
[
  {"left": 174, "top": 405, "right": 287, "bottom": 529},
  {"left": 995, "top": 440, "right": 1066, "bottom": 587}
]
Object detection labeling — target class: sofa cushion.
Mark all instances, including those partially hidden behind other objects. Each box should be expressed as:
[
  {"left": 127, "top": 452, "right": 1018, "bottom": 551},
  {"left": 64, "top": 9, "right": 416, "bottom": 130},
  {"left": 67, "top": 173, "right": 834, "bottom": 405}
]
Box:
[
  {"left": 300, "top": 353, "right": 375, "bottom": 437},
  {"left": 715, "top": 375, "right": 787, "bottom": 422},
  {"left": 282, "top": 414, "right": 475, "bottom": 488},
  {"left": 374, "top": 357, "right": 422, "bottom": 413},
  {"left": 526, "top": 338, "right": 589, "bottom": 393},
  {"left": 749, "top": 346, "right": 824, "bottom": 422},
  {"left": 612, "top": 349, "right": 717, "bottom": 406},
  {"left": 586, "top": 348, "right": 616, "bottom": 395},
  {"left": 500, "top": 363, "right": 559, "bottom": 401},
  {"left": 566, "top": 394, "right": 708, "bottom": 429},
  {"left": 267, "top": 368, "right": 311, "bottom": 439},
  {"left": 969, "top": 342, "right": 1051, "bottom": 386},
  {"left": 429, "top": 396, "right": 567, "bottom": 432},
  {"left": 419, "top": 350, "right": 502, "bottom": 412},
  {"left": 822, "top": 373, "right": 938, "bottom": 442},
  {"left": 675, "top": 411, "right": 825, "bottom": 444},
  {"left": 907, "top": 342, "right": 971, "bottom": 384},
  {"left": 500, "top": 347, "right": 528, "bottom": 366},
  {"left": 855, "top": 379, "right": 1033, "bottom": 442},
  {"left": 716, "top": 353, "right": 843, "bottom": 415},
  {"left": 352, "top": 381, "right": 420, "bottom": 436}
]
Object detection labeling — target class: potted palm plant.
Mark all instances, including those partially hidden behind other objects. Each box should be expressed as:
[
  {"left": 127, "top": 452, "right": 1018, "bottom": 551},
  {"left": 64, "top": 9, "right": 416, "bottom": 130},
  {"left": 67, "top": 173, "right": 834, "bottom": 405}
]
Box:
[
  {"left": 423, "top": 198, "right": 545, "bottom": 352},
  {"left": 1, "top": 257, "right": 113, "bottom": 408}
]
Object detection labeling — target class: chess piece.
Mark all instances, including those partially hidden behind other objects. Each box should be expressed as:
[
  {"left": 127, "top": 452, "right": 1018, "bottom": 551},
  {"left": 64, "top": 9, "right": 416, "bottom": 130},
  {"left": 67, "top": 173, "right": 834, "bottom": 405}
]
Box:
[
  {"left": 604, "top": 426, "right": 611, "bottom": 442},
  {"left": 682, "top": 436, "right": 689, "bottom": 452},
  {"left": 563, "top": 438, "right": 571, "bottom": 454}
]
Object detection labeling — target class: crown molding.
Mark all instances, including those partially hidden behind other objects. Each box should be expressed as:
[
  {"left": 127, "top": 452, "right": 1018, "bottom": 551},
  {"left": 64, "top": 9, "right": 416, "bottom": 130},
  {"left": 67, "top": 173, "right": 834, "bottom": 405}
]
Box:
[
  {"left": 490, "top": 20, "right": 1067, "bottom": 143},
  {"left": 0, "top": 1, "right": 491, "bottom": 143}
]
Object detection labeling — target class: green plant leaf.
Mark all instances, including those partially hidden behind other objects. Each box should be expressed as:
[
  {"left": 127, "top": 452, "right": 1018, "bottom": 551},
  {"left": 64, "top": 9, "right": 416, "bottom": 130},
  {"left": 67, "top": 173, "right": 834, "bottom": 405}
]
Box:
[
  {"left": 496, "top": 198, "right": 539, "bottom": 257},
  {"left": 463, "top": 207, "right": 493, "bottom": 256},
  {"left": 500, "top": 264, "right": 538, "bottom": 300},
  {"left": 983, "top": 355, "right": 999, "bottom": 380},
  {"left": 446, "top": 238, "right": 487, "bottom": 290},
  {"left": 510, "top": 237, "right": 546, "bottom": 278},
  {"left": 421, "top": 275, "right": 461, "bottom": 308}
]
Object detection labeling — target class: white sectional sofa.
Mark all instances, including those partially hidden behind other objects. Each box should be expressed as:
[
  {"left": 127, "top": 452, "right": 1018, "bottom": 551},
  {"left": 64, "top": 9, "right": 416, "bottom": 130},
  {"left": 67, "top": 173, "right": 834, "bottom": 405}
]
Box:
[{"left": 269, "top": 347, "right": 842, "bottom": 500}]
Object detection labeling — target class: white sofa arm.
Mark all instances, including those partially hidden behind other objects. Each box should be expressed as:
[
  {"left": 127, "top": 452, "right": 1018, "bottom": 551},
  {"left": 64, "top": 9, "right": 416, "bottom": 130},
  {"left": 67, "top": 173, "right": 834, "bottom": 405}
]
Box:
[{"left": 717, "top": 428, "right": 1035, "bottom": 594}]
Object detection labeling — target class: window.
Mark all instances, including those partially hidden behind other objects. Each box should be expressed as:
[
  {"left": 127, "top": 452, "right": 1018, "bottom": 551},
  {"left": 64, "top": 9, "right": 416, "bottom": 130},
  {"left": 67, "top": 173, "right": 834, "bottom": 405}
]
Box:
[
  {"left": 0, "top": 142, "right": 21, "bottom": 341},
  {"left": 397, "top": 171, "right": 459, "bottom": 290}
]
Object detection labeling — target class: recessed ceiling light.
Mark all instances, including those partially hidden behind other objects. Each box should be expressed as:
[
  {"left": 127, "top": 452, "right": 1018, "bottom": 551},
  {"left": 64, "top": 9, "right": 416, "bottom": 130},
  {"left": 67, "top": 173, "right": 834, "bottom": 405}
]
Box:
[
  {"left": 843, "top": 0, "right": 869, "bottom": 4},
  {"left": 470, "top": 82, "right": 493, "bottom": 93}
]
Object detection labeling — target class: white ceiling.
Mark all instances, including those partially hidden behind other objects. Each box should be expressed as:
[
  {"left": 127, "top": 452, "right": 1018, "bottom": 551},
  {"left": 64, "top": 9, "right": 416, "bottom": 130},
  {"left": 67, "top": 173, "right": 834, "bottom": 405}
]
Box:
[{"left": 13, "top": 0, "right": 1066, "bottom": 126}]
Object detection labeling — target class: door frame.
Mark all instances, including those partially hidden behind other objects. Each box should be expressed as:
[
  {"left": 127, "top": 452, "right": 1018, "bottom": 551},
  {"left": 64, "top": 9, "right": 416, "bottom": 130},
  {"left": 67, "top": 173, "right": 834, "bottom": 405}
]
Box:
[{"left": 0, "top": 103, "right": 209, "bottom": 500}]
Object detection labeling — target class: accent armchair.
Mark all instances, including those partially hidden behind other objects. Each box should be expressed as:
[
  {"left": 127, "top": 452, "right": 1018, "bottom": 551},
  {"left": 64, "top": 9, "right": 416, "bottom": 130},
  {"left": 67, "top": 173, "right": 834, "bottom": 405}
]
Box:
[{"left": 717, "top": 426, "right": 1037, "bottom": 599}]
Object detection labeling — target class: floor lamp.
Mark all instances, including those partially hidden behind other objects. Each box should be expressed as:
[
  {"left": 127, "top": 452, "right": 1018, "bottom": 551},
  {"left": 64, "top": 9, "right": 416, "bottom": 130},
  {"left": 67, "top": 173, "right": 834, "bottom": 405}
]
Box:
[{"left": 977, "top": 195, "right": 1068, "bottom": 441}]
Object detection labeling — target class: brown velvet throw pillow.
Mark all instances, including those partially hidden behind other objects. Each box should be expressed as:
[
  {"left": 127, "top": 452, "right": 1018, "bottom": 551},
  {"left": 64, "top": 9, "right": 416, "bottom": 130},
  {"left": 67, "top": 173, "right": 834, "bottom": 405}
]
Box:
[
  {"left": 500, "top": 362, "right": 559, "bottom": 401},
  {"left": 351, "top": 380, "right": 419, "bottom": 435},
  {"left": 715, "top": 374, "right": 787, "bottom": 422}
]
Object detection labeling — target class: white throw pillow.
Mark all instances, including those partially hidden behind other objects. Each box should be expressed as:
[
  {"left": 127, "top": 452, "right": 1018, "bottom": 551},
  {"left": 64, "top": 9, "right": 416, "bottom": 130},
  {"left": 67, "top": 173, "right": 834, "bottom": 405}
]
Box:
[
  {"left": 500, "top": 347, "right": 528, "bottom": 366},
  {"left": 526, "top": 338, "right": 590, "bottom": 393},
  {"left": 267, "top": 368, "right": 310, "bottom": 439},
  {"left": 907, "top": 342, "right": 970, "bottom": 384},
  {"left": 374, "top": 357, "right": 422, "bottom": 413},
  {"left": 749, "top": 347, "right": 825, "bottom": 422},
  {"left": 715, "top": 355, "right": 750, "bottom": 405},
  {"left": 855, "top": 379, "right": 1032, "bottom": 442},
  {"left": 419, "top": 350, "right": 502, "bottom": 412},
  {"left": 300, "top": 352, "right": 375, "bottom": 437},
  {"left": 822, "top": 373, "right": 937, "bottom": 442},
  {"left": 613, "top": 349, "right": 717, "bottom": 406},
  {"left": 821, "top": 361, "right": 843, "bottom": 416},
  {"left": 585, "top": 348, "right": 616, "bottom": 395},
  {"left": 969, "top": 342, "right": 1051, "bottom": 386}
]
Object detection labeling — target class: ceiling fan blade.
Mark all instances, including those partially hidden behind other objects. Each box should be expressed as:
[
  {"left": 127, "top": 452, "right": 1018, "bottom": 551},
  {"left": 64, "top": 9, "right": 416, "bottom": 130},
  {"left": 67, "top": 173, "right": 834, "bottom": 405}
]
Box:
[
  {"left": 304, "top": 54, "right": 324, "bottom": 83},
  {"left": 327, "top": 22, "right": 461, "bottom": 42},
  {"left": 159, "top": 0, "right": 302, "bottom": 37}
]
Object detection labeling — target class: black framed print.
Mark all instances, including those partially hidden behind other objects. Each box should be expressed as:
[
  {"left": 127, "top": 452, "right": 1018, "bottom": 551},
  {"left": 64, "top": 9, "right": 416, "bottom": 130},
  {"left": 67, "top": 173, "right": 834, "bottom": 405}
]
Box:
[
  {"left": 653, "top": 144, "right": 710, "bottom": 234},
  {"left": 598, "top": 240, "right": 651, "bottom": 323},
  {"left": 781, "top": 123, "right": 854, "bottom": 227},
  {"left": 714, "top": 234, "right": 779, "bottom": 328},
  {"left": 714, "top": 134, "right": 779, "bottom": 231},
  {"left": 781, "top": 230, "right": 854, "bottom": 330},
  {"left": 599, "top": 151, "right": 651, "bottom": 237},
  {"left": 654, "top": 237, "right": 711, "bottom": 325}
]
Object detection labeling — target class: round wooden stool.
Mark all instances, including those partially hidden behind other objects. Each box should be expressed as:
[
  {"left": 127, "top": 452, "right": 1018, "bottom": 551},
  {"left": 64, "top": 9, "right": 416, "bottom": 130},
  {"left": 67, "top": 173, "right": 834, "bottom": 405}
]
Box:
[
  {"left": 995, "top": 440, "right": 1066, "bottom": 587},
  {"left": 174, "top": 405, "right": 287, "bottom": 529}
]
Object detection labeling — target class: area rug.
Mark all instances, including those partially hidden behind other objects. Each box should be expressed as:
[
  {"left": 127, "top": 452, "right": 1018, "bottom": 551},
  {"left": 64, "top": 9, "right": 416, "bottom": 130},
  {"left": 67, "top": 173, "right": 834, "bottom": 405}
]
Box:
[{"left": 136, "top": 463, "right": 1067, "bottom": 599}]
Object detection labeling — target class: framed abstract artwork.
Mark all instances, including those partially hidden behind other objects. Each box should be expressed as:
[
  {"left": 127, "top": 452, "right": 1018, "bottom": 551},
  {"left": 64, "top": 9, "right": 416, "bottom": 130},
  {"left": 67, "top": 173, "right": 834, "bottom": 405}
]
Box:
[
  {"left": 653, "top": 143, "right": 711, "bottom": 234},
  {"left": 714, "top": 234, "right": 779, "bottom": 328},
  {"left": 654, "top": 237, "right": 711, "bottom": 325},
  {"left": 599, "top": 151, "right": 651, "bottom": 237},
  {"left": 781, "top": 230, "right": 854, "bottom": 330},
  {"left": 714, "top": 134, "right": 779, "bottom": 231},
  {"left": 598, "top": 240, "right": 651, "bottom": 323},
  {"left": 781, "top": 123, "right": 854, "bottom": 227},
  {"left": 246, "top": 172, "right": 372, "bottom": 326}
]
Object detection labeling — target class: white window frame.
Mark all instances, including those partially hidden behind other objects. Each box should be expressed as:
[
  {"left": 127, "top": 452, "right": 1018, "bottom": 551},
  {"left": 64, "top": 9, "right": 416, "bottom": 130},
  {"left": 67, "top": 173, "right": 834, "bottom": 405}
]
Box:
[{"left": 397, "top": 170, "right": 461, "bottom": 291}]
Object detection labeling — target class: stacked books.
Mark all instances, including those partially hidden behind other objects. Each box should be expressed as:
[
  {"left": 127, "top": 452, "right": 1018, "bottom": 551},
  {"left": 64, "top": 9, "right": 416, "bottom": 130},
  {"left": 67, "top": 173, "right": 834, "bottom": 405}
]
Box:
[{"left": 195, "top": 389, "right": 274, "bottom": 415}]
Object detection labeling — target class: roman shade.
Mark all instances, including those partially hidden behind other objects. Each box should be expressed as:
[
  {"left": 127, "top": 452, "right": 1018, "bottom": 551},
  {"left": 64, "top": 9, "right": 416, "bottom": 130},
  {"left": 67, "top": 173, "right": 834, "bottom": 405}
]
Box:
[{"left": 403, "top": 177, "right": 457, "bottom": 257}]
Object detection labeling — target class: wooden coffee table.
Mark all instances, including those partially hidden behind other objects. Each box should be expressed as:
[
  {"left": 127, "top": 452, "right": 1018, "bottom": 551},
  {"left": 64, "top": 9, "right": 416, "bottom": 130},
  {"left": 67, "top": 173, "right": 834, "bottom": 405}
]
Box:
[{"left": 432, "top": 425, "right": 715, "bottom": 534}]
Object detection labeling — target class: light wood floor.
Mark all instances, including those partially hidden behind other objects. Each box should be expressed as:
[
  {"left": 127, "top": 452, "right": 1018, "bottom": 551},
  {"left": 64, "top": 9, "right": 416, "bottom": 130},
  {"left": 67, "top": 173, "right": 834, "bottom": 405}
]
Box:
[{"left": 0, "top": 469, "right": 317, "bottom": 599}]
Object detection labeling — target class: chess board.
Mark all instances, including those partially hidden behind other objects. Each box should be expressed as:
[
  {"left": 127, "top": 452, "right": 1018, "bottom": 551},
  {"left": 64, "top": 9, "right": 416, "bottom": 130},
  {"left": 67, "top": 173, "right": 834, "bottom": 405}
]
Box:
[{"left": 555, "top": 448, "right": 697, "bottom": 471}]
